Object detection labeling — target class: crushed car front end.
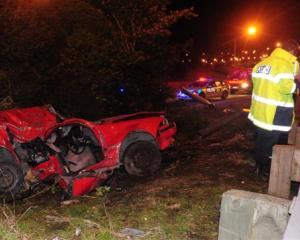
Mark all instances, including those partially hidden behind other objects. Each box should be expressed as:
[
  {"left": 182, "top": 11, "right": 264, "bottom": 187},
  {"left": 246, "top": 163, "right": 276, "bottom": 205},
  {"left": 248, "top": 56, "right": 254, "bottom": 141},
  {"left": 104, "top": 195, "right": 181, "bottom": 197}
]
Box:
[
  {"left": 157, "top": 117, "right": 176, "bottom": 150},
  {"left": 0, "top": 107, "right": 176, "bottom": 200}
]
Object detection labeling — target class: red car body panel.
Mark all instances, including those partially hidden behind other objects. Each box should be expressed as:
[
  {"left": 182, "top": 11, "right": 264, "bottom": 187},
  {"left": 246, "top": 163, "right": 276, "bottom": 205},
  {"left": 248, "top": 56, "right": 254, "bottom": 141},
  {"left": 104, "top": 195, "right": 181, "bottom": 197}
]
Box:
[
  {"left": 0, "top": 106, "right": 58, "bottom": 142},
  {"left": 0, "top": 105, "right": 176, "bottom": 198}
]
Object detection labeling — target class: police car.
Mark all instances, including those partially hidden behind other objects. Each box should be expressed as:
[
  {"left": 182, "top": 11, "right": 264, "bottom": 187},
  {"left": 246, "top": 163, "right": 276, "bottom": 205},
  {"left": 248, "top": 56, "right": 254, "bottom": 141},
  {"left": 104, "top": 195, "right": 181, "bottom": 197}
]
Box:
[
  {"left": 226, "top": 67, "right": 252, "bottom": 94},
  {"left": 177, "top": 77, "right": 230, "bottom": 100},
  {"left": 228, "top": 79, "right": 252, "bottom": 94}
]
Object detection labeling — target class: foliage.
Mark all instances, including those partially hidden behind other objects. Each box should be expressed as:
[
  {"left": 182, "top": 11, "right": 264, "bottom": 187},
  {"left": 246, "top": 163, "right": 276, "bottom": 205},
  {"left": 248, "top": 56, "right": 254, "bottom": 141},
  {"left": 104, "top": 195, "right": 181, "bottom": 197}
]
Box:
[
  {"left": 169, "top": 107, "right": 209, "bottom": 137},
  {"left": 95, "top": 186, "right": 111, "bottom": 197},
  {"left": 0, "top": 0, "right": 196, "bottom": 118}
]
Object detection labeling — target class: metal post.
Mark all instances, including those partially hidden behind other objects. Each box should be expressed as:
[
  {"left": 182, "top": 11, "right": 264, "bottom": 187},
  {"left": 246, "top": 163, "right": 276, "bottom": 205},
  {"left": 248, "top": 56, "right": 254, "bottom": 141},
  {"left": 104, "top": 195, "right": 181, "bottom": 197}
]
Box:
[{"left": 233, "top": 38, "right": 237, "bottom": 58}]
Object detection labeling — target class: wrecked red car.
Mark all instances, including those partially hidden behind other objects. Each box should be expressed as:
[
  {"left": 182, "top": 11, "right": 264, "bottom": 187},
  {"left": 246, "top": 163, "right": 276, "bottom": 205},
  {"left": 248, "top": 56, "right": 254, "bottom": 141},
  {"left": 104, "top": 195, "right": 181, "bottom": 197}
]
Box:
[{"left": 0, "top": 105, "right": 176, "bottom": 200}]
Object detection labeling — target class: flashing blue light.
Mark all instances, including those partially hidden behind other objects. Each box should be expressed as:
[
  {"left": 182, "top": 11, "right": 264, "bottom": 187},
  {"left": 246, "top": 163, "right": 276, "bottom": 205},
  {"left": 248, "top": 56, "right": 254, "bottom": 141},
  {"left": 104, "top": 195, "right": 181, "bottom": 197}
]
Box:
[
  {"left": 176, "top": 91, "right": 192, "bottom": 100},
  {"left": 197, "top": 89, "right": 202, "bottom": 94},
  {"left": 118, "top": 86, "right": 126, "bottom": 94}
]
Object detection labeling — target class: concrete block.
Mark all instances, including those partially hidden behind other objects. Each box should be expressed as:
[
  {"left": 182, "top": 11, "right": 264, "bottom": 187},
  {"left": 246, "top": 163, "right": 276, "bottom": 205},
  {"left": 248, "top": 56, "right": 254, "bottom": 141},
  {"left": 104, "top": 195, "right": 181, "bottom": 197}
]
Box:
[{"left": 218, "top": 189, "right": 291, "bottom": 240}]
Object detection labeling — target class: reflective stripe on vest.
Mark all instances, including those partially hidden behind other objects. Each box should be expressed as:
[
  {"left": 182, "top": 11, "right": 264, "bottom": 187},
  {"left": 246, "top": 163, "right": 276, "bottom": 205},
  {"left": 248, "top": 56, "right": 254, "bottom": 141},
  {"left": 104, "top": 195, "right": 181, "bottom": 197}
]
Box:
[
  {"left": 252, "top": 93, "right": 294, "bottom": 107},
  {"left": 291, "top": 82, "right": 297, "bottom": 93},
  {"left": 248, "top": 113, "right": 291, "bottom": 131},
  {"left": 252, "top": 72, "right": 294, "bottom": 83}
]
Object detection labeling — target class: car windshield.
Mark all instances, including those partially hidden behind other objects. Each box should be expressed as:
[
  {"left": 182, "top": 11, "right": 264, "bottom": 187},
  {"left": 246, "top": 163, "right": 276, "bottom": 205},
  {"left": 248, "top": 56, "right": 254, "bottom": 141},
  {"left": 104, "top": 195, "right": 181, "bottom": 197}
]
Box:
[{"left": 188, "top": 81, "right": 208, "bottom": 88}]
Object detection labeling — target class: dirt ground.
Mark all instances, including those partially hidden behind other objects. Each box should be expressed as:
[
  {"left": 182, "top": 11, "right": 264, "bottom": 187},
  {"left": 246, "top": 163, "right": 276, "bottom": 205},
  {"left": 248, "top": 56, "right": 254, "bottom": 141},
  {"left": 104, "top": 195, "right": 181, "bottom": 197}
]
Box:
[
  {"left": 0, "top": 98, "right": 271, "bottom": 240},
  {"left": 105, "top": 99, "right": 269, "bottom": 239}
]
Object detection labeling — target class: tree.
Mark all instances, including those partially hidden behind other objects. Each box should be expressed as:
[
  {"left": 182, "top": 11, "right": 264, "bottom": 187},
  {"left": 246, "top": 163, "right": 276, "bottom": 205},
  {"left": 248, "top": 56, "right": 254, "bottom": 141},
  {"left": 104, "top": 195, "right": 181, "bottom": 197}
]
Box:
[
  {"left": 0, "top": 0, "right": 196, "bottom": 118},
  {"left": 86, "top": 0, "right": 196, "bottom": 113},
  {"left": 0, "top": 0, "right": 116, "bottom": 117}
]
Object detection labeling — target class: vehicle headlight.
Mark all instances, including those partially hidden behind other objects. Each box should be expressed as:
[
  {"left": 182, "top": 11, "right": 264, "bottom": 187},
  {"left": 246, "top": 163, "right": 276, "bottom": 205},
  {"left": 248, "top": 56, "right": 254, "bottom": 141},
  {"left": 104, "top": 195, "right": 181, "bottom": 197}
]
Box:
[{"left": 241, "top": 82, "right": 249, "bottom": 89}]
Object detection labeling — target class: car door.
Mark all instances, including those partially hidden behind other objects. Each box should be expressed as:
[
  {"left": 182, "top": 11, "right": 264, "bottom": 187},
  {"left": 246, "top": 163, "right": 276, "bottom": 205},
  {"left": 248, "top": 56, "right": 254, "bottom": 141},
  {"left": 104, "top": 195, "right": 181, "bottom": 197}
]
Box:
[
  {"left": 206, "top": 80, "right": 217, "bottom": 98},
  {"left": 214, "top": 80, "right": 223, "bottom": 97}
]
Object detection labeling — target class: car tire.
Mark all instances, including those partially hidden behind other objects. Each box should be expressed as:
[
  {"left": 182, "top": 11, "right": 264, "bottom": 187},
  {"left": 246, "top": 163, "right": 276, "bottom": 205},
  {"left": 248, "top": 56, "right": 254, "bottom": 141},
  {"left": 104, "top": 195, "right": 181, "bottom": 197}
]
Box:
[
  {"left": 123, "top": 141, "right": 161, "bottom": 177},
  {"left": 0, "top": 161, "right": 25, "bottom": 202},
  {"left": 199, "top": 92, "right": 206, "bottom": 99},
  {"left": 230, "top": 89, "right": 237, "bottom": 94},
  {"left": 221, "top": 91, "right": 229, "bottom": 99}
]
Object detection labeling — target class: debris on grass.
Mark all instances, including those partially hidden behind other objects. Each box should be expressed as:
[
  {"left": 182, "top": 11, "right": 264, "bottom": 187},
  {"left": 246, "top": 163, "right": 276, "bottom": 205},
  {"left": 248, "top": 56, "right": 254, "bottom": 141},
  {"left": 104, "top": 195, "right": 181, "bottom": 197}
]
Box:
[
  {"left": 45, "top": 215, "right": 127, "bottom": 239},
  {"left": 222, "top": 133, "right": 246, "bottom": 146},
  {"left": 166, "top": 203, "right": 181, "bottom": 210},
  {"left": 60, "top": 199, "right": 80, "bottom": 206},
  {"left": 75, "top": 227, "right": 81, "bottom": 236},
  {"left": 120, "top": 228, "right": 145, "bottom": 239},
  {"left": 51, "top": 237, "right": 61, "bottom": 240}
]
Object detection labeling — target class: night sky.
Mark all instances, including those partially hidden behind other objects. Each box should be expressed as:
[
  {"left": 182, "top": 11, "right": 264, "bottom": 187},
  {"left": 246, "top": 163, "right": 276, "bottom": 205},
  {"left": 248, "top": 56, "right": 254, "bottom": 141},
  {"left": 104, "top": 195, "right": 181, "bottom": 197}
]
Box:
[{"left": 171, "top": 0, "right": 300, "bottom": 55}]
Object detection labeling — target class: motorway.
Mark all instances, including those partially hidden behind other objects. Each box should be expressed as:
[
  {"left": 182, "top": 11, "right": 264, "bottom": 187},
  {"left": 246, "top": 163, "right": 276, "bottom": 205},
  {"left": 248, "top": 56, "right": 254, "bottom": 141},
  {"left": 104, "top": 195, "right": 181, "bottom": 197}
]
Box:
[
  {"left": 169, "top": 93, "right": 252, "bottom": 110},
  {"left": 209, "top": 93, "right": 251, "bottom": 107}
]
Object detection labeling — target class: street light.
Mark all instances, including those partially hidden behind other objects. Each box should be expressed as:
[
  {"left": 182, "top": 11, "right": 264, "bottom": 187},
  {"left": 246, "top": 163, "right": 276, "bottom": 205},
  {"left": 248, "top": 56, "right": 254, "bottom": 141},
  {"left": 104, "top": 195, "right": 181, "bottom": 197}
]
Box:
[
  {"left": 276, "top": 42, "right": 282, "bottom": 48},
  {"left": 247, "top": 26, "right": 257, "bottom": 36},
  {"left": 233, "top": 24, "right": 258, "bottom": 62}
]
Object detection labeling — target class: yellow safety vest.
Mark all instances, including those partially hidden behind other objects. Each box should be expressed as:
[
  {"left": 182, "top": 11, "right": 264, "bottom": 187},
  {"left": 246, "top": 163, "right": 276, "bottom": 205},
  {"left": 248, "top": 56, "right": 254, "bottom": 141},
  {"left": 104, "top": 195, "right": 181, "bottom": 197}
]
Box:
[{"left": 248, "top": 48, "right": 299, "bottom": 131}]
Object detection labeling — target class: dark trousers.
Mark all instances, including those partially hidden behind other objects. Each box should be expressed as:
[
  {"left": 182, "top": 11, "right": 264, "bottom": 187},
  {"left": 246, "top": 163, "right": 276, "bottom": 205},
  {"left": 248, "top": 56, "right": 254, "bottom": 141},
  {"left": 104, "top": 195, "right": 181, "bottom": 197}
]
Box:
[{"left": 254, "top": 127, "right": 287, "bottom": 172}]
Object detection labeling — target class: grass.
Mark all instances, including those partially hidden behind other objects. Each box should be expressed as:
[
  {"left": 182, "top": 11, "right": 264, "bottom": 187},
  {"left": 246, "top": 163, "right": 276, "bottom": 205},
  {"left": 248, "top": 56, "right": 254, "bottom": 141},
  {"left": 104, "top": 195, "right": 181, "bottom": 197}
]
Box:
[{"left": 0, "top": 181, "right": 224, "bottom": 240}]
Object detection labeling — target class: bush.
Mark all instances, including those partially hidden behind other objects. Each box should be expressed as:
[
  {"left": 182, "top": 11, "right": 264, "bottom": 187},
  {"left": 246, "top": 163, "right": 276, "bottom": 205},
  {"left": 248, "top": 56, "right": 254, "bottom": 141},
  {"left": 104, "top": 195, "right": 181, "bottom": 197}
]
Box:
[{"left": 169, "top": 108, "right": 208, "bottom": 138}]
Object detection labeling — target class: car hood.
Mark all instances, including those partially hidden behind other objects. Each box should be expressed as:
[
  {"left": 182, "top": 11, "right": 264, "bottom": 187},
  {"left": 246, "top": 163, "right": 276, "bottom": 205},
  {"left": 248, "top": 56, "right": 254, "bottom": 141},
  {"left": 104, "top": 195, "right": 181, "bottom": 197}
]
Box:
[
  {"left": 0, "top": 105, "right": 59, "bottom": 141},
  {"left": 184, "top": 87, "right": 201, "bottom": 93},
  {"left": 99, "top": 112, "right": 164, "bottom": 123}
]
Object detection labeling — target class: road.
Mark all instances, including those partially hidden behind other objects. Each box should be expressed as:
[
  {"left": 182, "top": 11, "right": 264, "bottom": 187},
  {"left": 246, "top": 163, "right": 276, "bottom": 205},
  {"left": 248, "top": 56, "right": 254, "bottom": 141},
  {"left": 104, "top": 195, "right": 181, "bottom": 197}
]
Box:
[
  {"left": 209, "top": 93, "right": 251, "bottom": 107},
  {"left": 168, "top": 93, "right": 251, "bottom": 110}
]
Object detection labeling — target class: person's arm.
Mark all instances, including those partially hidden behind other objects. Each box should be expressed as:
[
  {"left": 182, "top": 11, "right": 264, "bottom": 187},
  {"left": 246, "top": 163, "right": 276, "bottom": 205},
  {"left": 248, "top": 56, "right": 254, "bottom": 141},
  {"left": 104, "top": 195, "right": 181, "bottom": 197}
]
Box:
[
  {"left": 278, "top": 65, "right": 297, "bottom": 94},
  {"left": 278, "top": 77, "right": 296, "bottom": 94}
]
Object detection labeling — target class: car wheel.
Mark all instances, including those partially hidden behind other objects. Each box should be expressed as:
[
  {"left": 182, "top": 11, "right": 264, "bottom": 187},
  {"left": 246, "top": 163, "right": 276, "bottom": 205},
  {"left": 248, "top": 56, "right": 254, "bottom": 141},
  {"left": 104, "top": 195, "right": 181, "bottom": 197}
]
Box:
[
  {"left": 221, "top": 91, "right": 229, "bottom": 99},
  {"left": 0, "top": 161, "right": 24, "bottom": 202},
  {"left": 199, "top": 92, "right": 206, "bottom": 98},
  {"left": 230, "top": 89, "right": 236, "bottom": 94},
  {"left": 123, "top": 141, "right": 161, "bottom": 177}
]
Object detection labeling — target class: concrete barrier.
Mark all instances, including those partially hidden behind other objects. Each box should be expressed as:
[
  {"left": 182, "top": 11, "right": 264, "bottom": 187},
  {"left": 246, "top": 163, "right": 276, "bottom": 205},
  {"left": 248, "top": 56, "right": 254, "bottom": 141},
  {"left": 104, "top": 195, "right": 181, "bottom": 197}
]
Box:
[{"left": 218, "top": 189, "right": 291, "bottom": 240}]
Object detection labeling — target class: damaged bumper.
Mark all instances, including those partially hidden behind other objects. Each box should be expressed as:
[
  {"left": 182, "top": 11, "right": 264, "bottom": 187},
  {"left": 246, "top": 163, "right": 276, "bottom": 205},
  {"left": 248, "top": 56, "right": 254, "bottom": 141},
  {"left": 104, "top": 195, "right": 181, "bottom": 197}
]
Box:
[{"left": 157, "top": 122, "right": 176, "bottom": 150}]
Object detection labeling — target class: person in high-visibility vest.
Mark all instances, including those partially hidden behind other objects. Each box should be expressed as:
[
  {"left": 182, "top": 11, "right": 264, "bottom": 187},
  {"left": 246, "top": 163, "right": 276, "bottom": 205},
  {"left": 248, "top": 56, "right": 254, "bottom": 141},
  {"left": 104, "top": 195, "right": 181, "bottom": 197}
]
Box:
[{"left": 249, "top": 40, "right": 300, "bottom": 180}]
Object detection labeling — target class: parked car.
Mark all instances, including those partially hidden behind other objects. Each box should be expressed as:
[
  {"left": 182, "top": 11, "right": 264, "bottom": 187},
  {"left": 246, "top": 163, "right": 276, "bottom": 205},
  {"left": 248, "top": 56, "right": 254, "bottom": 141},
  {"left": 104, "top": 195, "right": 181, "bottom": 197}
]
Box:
[
  {"left": 228, "top": 79, "right": 252, "bottom": 94},
  {"left": 0, "top": 105, "right": 176, "bottom": 200},
  {"left": 226, "top": 67, "right": 252, "bottom": 94},
  {"left": 177, "top": 78, "right": 230, "bottom": 100}
]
